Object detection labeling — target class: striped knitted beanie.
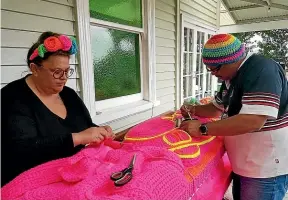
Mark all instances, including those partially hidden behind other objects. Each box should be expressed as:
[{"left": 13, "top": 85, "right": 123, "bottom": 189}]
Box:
[{"left": 202, "top": 34, "right": 246, "bottom": 67}]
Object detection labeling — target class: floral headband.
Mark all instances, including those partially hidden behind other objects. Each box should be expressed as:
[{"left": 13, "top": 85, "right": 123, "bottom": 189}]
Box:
[{"left": 29, "top": 35, "right": 78, "bottom": 61}]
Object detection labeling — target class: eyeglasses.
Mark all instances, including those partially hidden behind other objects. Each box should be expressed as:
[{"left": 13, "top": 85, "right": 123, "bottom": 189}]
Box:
[
  {"left": 206, "top": 65, "right": 222, "bottom": 73},
  {"left": 52, "top": 68, "right": 74, "bottom": 79},
  {"left": 38, "top": 65, "right": 74, "bottom": 79}
]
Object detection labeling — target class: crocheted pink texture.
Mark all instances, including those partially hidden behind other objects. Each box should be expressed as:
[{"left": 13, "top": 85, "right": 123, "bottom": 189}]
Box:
[
  {"left": 2, "top": 141, "right": 188, "bottom": 200},
  {"left": 1, "top": 113, "right": 225, "bottom": 200},
  {"left": 124, "top": 114, "right": 225, "bottom": 195}
]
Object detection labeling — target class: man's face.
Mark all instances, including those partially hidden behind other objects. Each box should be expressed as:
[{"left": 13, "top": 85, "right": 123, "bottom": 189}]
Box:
[{"left": 206, "top": 63, "right": 238, "bottom": 80}]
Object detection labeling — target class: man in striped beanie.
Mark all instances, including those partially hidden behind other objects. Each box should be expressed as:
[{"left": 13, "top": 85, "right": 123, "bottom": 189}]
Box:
[
  {"left": 202, "top": 33, "right": 246, "bottom": 80},
  {"left": 180, "top": 33, "right": 288, "bottom": 200}
]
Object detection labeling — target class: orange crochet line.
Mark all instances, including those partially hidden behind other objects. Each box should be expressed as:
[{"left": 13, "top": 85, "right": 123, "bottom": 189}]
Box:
[{"left": 161, "top": 112, "right": 182, "bottom": 121}]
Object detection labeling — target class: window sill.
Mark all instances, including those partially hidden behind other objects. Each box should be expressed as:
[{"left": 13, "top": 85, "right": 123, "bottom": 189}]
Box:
[{"left": 92, "top": 100, "right": 160, "bottom": 125}]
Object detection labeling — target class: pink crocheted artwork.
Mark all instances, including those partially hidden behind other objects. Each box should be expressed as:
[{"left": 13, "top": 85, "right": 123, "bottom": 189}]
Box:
[{"left": 1, "top": 112, "right": 225, "bottom": 200}]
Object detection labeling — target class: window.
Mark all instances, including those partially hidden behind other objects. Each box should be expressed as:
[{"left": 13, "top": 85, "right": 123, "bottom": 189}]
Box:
[
  {"left": 180, "top": 15, "right": 218, "bottom": 104},
  {"left": 75, "top": 0, "right": 157, "bottom": 124},
  {"left": 90, "top": 0, "right": 144, "bottom": 109},
  {"left": 205, "top": 34, "right": 213, "bottom": 97}
]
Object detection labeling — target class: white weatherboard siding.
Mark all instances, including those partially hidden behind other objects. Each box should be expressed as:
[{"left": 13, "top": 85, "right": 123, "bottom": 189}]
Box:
[
  {"left": 180, "top": 0, "right": 218, "bottom": 27},
  {"left": 1, "top": 0, "right": 80, "bottom": 92},
  {"left": 154, "top": 0, "right": 177, "bottom": 116},
  {"left": 180, "top": 0, "right": 220, "bottom": 97}
]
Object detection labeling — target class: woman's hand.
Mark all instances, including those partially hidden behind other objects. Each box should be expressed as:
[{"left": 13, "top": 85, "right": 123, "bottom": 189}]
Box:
[
  {"left": 102, "top": 125, "right": 114, "bottom": 139},
  {"left": 72, "top": 126, "right": 114, "bottom": 146}
]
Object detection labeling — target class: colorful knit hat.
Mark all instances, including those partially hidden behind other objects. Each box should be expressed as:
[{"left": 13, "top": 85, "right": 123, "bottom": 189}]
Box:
[{"left": 202, "top": 34, "right": 246, "bottom": 67}]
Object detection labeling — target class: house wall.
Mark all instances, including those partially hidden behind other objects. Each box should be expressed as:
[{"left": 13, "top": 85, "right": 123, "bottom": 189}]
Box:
[
  {"left": 180, "top": 0, "right": 219, "bottom": 27},
  {"left": 1, "top": 0, "right": 80, "bottom": 92},
  {"left": 1, "top": 0, "right": 221, "bottom": 133},
  {"left": 154, "top": 0, "right": 177, "bottom": 116}
]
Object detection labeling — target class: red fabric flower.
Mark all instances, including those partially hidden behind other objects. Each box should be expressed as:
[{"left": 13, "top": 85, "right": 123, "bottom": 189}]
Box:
[{"left": 44, "top": 36, "right": 63, "bottom": 52}]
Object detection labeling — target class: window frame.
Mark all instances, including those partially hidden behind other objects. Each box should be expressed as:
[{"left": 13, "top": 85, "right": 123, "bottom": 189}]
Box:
[
  {"left": 75, "top": 0, "right": 158, "bottom": 125},
  {"left": 89, "top": 20, "right": 144, "bottom": 110},
  {"left": 179, "top": 14, "right": 218, "bottom": 105}
]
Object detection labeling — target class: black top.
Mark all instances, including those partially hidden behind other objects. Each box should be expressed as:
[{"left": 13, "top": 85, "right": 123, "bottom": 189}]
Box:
[
  {"left": 1, "top": 75, "right": 96, "bottom": 186},
  {"left": 215, "top": 54, "right": 288, "bottom": 124}
]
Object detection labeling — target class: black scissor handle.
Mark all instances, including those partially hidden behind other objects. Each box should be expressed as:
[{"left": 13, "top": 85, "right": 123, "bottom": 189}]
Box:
[
  {"left": 114, "top": 172, "right": 133, "bottom": 187},
  {"left": 110, "top": 167, "right": 132, "bottom": 181},
  {"left": 111, "top": 171, "right": 124, "bottom": 181}
]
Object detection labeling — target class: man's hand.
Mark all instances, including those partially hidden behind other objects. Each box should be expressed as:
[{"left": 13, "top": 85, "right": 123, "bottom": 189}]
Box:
[
  {"left": 180, "top": 105, "right": 195, "bottom": 118},
  {"left": 179, "top": 120, "right": 202, "bottom": 137}
]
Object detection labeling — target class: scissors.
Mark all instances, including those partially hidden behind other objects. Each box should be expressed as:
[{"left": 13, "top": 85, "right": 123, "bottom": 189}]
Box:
[
  {"left": 183, "top": 105, "right": 193, "bottom": 120},
  {"left": 110, "top": 154, "right": 137, "bottom": 186}
]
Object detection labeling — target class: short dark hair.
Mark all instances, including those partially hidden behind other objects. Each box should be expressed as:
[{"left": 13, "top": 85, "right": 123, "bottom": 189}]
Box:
[{"left": 27, "top": 31, "right": 70, "bottom": 67}]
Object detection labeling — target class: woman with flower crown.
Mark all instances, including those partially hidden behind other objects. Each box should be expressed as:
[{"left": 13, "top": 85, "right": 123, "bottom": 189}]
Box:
[{"left": 1, "top": 31, "right": 114, "bottom": 186}]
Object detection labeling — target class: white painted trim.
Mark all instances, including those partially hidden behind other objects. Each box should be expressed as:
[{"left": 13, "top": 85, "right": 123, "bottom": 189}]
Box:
[
  {"left": 95, "top": 93, "right": 143, "bottom": 111},
  {"left": 181, "top": 13, "right": 218, "bottom": 33},
  {"left": 179, "top": 13, "right": 185, "bottom": 106},
  {"left": 90, "top": 18, "right": 144, "bottom": 33},
  {"left": 216, "top": 0, "right": 221, "bottom": 29},
  {"left": 175, "top": 0, "right": 181, "bottom": 109},
  {"left": 221, "top": 0, "right": 237, "bottom": 24},
  {"left": 144, "top": 0, "right": 157, "bottom": 104},
  {"left": 240, "top": 0, "right": 288, "bottom": 10},
  {"left": 74, "top": 0, "right": 96, "bottom": 117},
  {"left": 202, "top": 33, "right": 208, "bottom": 98},
  {"left": 179, "top": 14, "right": 218, "bottom": 104},
  {"left": 75, "top": 0, "right": 157, "bottom": 124},
  {"left": 219, "top": 19, "right": 288, "bottom": 33},
  {"left": 191, "top": 31, "right": 197, "bottom": 98},
  {"left": 183, "top": 21, "right": 216, "bottom": 35},
  {"left": 93, "top": 100, "right": 153, "bottom": 125}
]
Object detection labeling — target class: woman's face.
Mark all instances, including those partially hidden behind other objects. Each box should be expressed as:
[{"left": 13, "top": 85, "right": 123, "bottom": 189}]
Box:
[{"left": 32, "top": 55, "right": 71, "bottom": 93}]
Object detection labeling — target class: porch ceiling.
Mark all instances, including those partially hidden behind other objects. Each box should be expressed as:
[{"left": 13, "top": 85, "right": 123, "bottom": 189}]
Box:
[{"left": 219, "top": 0, "right": 288, "bottom": 32}]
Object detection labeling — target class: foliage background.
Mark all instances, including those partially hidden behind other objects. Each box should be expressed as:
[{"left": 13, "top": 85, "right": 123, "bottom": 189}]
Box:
[{"left": 233, "top": 29, "right": 288, "bottom": 69}]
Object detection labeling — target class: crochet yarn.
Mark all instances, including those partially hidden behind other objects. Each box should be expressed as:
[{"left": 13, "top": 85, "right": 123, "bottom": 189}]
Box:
[
  {"left": 202, "top": 34, "right": 246, "bottom": 67},
  {"left": 124, "top": 114, "right": 225, "bottom": 192},
  {"left": 1, "top": 112, "right": 225, "bottom": 200},
  {"left": 29, "top": 35, "right": 78, "bottom": 61}
]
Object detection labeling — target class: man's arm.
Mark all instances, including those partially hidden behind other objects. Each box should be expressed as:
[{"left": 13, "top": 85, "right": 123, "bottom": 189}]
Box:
[
  {"left": 206, "top": 114, "right": 268, "bottom": 136},
  {"left": 193, "top": 103, "right": 222, "bottom": 118}
]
